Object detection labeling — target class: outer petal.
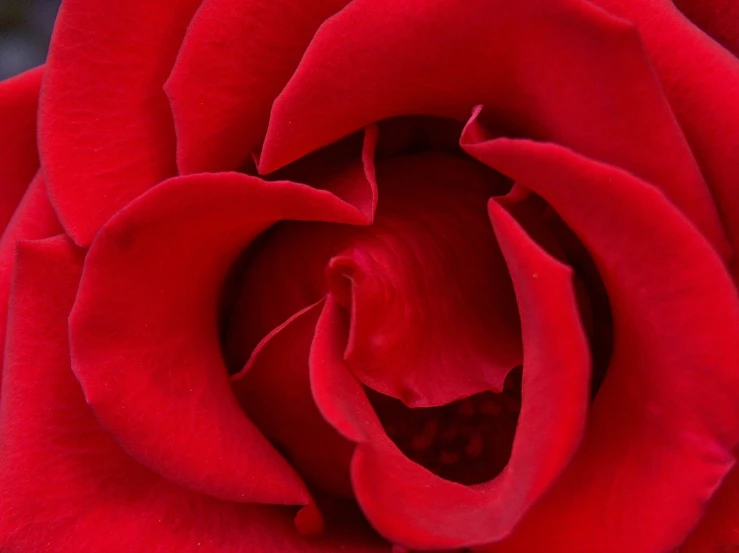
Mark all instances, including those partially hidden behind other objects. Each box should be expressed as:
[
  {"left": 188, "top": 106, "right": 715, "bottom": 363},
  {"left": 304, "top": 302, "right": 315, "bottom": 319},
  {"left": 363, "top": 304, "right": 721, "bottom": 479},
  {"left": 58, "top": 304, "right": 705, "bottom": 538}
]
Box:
[
  {"left": 465, "top": 138, "right": 739, "bottom": 553},
  {"left": 259, "top": 0, "right": 729, "bottom": 259},
  {"left": 0, "top": 236, "right": 389, "bottom": 553},
  {"left": 310, "top": 201, "right": 590, "bottom": 550},
  {"left": 40, "top": 0, "right": 202, "bottom": 246},
  {"left": 587, "top": 0, "right": 739, "bottom": 278},
  {"left": 69, "top": 172, "right": 370, "bottom": 506},
  {"left": 0, "top": 66, "right": 42, "bottom": 235},
  {"left": 165, "top": 0, "right": 351, "bottom": 174},
  {"left": 0, "top": 173, "right": 62, "bottom": 390}
]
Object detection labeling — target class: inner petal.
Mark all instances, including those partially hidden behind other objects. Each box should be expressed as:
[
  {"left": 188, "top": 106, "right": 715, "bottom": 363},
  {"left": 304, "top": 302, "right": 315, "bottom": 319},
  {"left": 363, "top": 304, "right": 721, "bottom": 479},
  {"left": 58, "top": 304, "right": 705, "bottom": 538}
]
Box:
[{"left": 224, "top": 153, "right": 521, "bottom": 409}]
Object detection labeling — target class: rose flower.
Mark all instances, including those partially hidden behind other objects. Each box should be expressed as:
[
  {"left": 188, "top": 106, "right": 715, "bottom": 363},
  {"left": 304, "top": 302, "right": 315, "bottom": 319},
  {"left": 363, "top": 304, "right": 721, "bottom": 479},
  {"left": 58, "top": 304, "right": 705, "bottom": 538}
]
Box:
[{"left": 0, "top": 0, "right": 738, "bottom": 552}]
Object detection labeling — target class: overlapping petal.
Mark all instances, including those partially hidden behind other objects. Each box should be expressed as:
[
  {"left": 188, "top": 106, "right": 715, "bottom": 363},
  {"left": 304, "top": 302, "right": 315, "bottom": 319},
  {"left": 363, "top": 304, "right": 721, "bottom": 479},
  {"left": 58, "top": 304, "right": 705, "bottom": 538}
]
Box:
[
  {"left": 309, "top": 200, "right": 590, "bottom": 548},
  {"left": 259, "top": 0, "right": 729, "bottom": 260},
  {"left": 231, "top": 301, "right": 355, "bottom": 498},
  {"left": 40, "top": 0, "right": 202, "bottom": 245},
  {"left": 0, "top": 236, "right": 389, "bottom": 553},
  {"left": 464, "top": 138, "right": 739, "bottom": 553},
  {"left": 165, "top": 0, "right": 351, "bottom": 174},
  {"left": 69, "top": 172, "right": 371, "bottom": 506},
  {"left": 0, "top": 173, "right": 62, "bottom": 390},
  {"left": 0, "top": 66, "right": 42, "bottom": 236}
]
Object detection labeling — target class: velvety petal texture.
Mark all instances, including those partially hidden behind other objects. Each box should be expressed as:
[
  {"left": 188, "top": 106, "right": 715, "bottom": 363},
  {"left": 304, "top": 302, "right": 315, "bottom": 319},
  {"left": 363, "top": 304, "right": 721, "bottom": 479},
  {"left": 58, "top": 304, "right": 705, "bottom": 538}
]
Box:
[
  {"left": 0, "top": 236, "right": 388, "bottom": 553},
  {"left": 40, "top": 0, "right": 202, "bottom": 245},
  {"left": 0, "top": 66, "right": 42, "bottom": 237},
  {"left": 465, "top": 137, "right": 739, "bottom": 553},
  {"left": 165, "top": 0, "right": 351, "bottom": 174},
  {"left": 69, "top": 172, "right": 373, "bottom": 506},
  {"left": 0, "top": 174, "right": 62, "bottom": 388}
]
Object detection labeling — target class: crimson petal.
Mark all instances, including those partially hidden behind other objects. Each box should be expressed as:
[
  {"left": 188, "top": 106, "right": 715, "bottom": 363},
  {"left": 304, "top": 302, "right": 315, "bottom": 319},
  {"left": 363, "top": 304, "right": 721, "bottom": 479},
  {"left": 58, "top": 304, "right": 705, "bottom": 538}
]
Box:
[
  {"left": 165, "top": 0, "right": 351, "bottom": 174},
  {"left": 69, "top": 172, "right": 369, "bottom": 506},
  {"left": 40, "top": 0, "right": 202, "bottom": 246},
  {"left": 259, "top": 0, "right": 728, "bottom": 259},
  {"left": 310, "top": 202, "right": 590, "bottom": 549},
  {"left": 0, "top": 66, "right": 42, "bottom": 235},
  {"left": 586, "top": 0, "right": 739, "bottom": 278},
  {"left": 466, "top": 138, "right": 739, "bottom": 553},
  {"left": 232, "top": 301, "right": 355, "bottom": 498},
  {"left": 0, "top": 173, "right": 62, "bottom": 390},
  {"left": 0, "top": 236, "right": 390, "bottom": 553}
]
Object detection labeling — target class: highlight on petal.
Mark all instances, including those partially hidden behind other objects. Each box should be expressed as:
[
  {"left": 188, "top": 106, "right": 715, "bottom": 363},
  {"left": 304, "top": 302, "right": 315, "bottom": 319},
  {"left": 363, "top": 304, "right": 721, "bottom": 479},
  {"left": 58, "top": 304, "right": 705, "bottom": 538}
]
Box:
[
  {"left": 309, "top": 197, "right": 590, "bottom": 550},
  {"left": 40, "top": 0, "right": 202, "bottom": 245},
  {"left": 466, "top": 137, "right": 739, "bottom": 553},
  {"left": 259, "top": 0, "right": 728, "bottom": 260},
  {"left": 165, "top": 0, "right": 351, "bottom": 174},
  {"left": 0, "top": 65, "right": 42, "bottom": 234},
  {"left": 69, "top": 172, "right": 370, "bottom": 506},
  {"left": 0, "top": 237, "right": 389, "bottom": 553}
]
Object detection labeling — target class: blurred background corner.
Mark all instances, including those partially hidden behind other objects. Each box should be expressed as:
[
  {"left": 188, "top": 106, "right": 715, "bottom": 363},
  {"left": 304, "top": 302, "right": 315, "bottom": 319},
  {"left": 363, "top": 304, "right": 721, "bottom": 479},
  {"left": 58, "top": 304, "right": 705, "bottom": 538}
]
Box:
[{"left": 0, "top": 0, "right": 61, "bottom": 80}]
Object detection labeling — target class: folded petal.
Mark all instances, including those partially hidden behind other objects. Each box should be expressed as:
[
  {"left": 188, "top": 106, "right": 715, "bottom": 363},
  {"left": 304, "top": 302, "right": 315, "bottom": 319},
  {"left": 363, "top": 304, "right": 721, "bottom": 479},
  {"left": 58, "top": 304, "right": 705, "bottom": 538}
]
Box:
[
  {"left": 260, "top": 0, "right": 729, "bottom": 258},
  {"left": 0, "top": 173, "right": 62, "bottom": 392},
  {"left": 69, "top": 171, "right": 370, "bottom": 506},
  {"left": 232, "top": 301, "right": 355, "bottom": 498},
  {"left": 467, "top": 138, "right": 739, "bottom": 553},
  {"left": 165, "top": 0, "right": 351, "bottom": 174},
  {"left": 0, "top": 66, "right": 42, "bottom": 235},
  {"left": 310, "top": 198, "right": 590, "bottom": 549},
  {"left": 40, "top": 0, "right": 202, "bottom": 245},
  {"left": 0, "top": 236, "right": 390, "bottom": 553}
]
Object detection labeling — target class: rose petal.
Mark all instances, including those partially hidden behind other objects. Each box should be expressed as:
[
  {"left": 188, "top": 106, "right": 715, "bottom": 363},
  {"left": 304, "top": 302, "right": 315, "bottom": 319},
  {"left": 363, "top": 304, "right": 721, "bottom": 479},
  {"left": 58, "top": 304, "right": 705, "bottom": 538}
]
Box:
[
  {"left": 40, "top": 0, "right": 202, "bottom": 246},
  {"left": 232, "top": 301, "right": 355, "bottom": 498},
  {"left": 466, "top": 138, "right": 739, "bottom": 553},
  {"left": 680, "top": 462, "right": 739, "bottom": 552},
  {"left": 259, "top": 0, "right": 729, "bottom": 259},
  {"left": 165, "top": 0, "right": 351, "bottom": 174},
  {"left": 69, "top": 172, "right": 370, "bottom": 506},
  {"left": 0, "top": 236, "right": 390, "bottom": 553},
  {"left": 672, "top": 0, "right": 739, "bottom": 56},
  {"left": 309, "top": 199, "right": 590, "bottom": 549},
  {"left": 0, "top": 173, "right": 62, "bottom": 391},
  {"left": 0, "top": 65, "right": 42, "bottom": 236},
  {"left": 330, "top": 154, "right": 521, "bottom": 407},
  {"left": 585, "top": 0, "right": 739, "bottom": 278}
]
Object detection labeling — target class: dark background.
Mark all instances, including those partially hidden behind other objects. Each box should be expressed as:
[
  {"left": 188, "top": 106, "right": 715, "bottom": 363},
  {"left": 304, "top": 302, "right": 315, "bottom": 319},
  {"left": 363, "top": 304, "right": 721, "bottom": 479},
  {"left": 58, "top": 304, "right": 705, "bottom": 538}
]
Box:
[{"left": 0, "top": 0, "right": 61, "bottom": 80}]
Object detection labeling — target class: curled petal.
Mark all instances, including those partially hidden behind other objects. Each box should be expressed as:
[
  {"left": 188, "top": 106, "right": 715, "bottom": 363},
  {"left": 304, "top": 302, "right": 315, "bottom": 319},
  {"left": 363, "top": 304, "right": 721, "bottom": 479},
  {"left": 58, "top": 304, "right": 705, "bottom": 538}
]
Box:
[
  {"left": 70, "top": 172, "right": 369, "bottom": 506},
  {"left": 0, "top": 237, "right": 389, "bottom": 553},
  {"left": 466, "top": 137, "right": 739, "bottom": 553},
  {"left": 310, "top": 201, "right": 590, "bottom": 550},
  {"left": 232, "top": 301, "right": 355, "bottom": 498}
]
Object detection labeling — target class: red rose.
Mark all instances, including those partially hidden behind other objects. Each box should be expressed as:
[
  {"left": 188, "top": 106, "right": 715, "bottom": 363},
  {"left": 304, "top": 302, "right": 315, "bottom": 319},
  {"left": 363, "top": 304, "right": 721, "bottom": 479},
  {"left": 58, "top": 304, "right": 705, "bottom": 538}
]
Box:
[{"left": 1, "top": 0, "right": 738, "bottom": 551}]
